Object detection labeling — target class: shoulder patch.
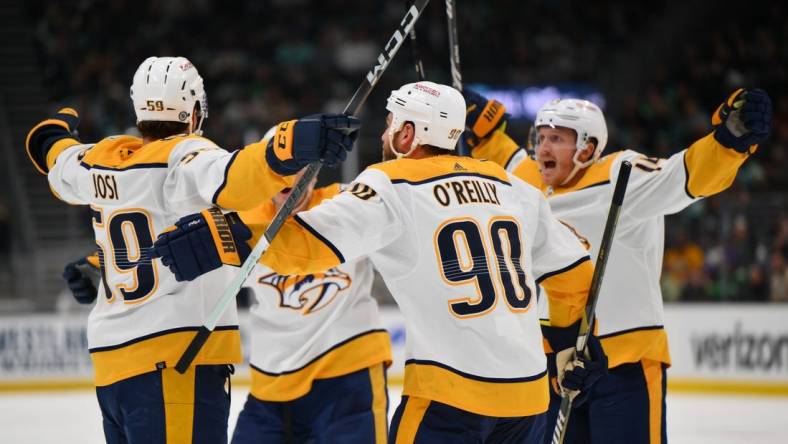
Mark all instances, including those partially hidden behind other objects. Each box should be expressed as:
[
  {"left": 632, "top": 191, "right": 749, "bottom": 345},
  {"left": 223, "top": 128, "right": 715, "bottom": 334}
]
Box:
[{"left": 344, "top": 182, "right": 378, "bottom": 201}]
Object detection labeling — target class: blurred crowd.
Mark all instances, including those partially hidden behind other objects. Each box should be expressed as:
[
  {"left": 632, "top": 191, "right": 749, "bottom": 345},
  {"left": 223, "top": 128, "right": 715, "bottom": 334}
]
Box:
[{"left": 25, "top": 0, "right": 787, "bottom": 302}]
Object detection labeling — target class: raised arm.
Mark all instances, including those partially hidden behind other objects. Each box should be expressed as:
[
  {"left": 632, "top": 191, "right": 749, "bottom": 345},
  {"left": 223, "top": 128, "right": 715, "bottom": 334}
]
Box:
[
  {"left": 25, "top": 108, "right": 93, "bottom": 204},
  {"left": 150, "top": 169, "right": 404, "bottom": 281},
  {"left": 164, "top": 114, "right": 361, "bottom": 214},
  {"left": 615, "top": 88, "right": 772, "bottom": 223}
]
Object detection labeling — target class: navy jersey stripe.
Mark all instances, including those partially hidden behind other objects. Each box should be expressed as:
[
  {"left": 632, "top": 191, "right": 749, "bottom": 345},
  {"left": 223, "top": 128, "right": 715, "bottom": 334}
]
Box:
[
  {"left": 405, "top": 359, "right": 547, "bottom": 383},
  {"left": 503, "top": 148, "right": 525, "bottom": 171},
  {"left": 391, "top": 172, "right": 511, "bottom": 187},
  {"left": 211, "top": 149, "right": 242, "bottom": 205},
  {"left": 598, "top": 325, "right": 664, "bottom": 340},
  {"left": 80, "top": 161, "right": 168, "bottom": 171},
  {"left": 576, "top": 179, "right": 610, "bottom": 192},
  {"left": 88, "top": 325, "right": 239, "bottom": 353},
  {"left": 535, "top": 255, "right": 591, "bottom": 284},
  {"left": 250, "top": 328, "right": 388, "bottom": 376},
  {"left": 293, "top": 214, "right": 346, "bottom": 263}
]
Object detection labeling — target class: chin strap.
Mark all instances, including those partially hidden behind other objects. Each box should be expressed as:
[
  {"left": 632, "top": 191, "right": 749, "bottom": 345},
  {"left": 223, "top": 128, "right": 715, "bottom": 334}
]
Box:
[{"left": 559, "top": 142, "right": 600, "bottom": 186}]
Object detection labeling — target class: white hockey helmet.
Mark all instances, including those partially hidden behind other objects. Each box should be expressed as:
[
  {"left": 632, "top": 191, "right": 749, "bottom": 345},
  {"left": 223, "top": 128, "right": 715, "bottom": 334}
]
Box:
[
  {"left": 385, "top": 81, "right": 465, "bottom": 158},
  {"left": 535, "top": 98, "right": 608, "bottom": 184},
  {"left": 130, "top": 56, "right": 208, "bottom": 135}
]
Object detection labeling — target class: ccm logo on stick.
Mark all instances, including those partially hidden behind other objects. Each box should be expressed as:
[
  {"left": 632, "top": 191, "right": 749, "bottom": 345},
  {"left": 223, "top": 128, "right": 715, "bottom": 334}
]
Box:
[{"left": 365, "top": 5, "right": 420, "bottom": 84}]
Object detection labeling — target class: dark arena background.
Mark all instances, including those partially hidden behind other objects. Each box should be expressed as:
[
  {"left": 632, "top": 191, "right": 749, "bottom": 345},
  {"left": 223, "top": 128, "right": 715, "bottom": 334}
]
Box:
[{"left": 0, "top": 1, "right": 786, "bottom": 442}]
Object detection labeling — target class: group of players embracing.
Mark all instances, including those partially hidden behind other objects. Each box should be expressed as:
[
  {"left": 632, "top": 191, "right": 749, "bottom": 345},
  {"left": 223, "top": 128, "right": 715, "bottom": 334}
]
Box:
[{"left": 27, "top": 56, "right": 771, "bottom": 443}]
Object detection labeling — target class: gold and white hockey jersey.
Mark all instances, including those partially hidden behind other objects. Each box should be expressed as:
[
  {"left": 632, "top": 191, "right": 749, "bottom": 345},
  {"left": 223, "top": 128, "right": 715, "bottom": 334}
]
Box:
[
  {"left": 253, "top": 155, "right": 593, "bottom": 417},
  {"left": 47, "top": 133, "right": 293, "bottom": 386},
  {"left": 238, "top": 184, "right": 391, "bottom": 402},
  {"left": 474, "top": 130, "right": 754, "bottom": 368}
]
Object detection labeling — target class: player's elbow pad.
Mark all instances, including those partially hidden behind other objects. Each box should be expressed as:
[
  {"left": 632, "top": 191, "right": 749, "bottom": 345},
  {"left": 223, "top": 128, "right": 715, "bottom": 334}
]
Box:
[{"left": 25, "top": 109, "right": 81, "bottom": 174}]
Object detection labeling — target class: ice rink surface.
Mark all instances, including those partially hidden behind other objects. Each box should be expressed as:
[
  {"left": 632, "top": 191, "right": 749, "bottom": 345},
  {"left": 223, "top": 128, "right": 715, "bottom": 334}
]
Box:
[{"left": 1, "top": 387, "right": 786, "bottom": 443}]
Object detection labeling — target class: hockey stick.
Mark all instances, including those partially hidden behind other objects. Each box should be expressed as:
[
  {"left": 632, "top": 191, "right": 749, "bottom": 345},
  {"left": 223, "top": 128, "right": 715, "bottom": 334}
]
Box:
[
  {"left": 174, "top": 0, "right": 432, "bottom": 374},
  {"left": 550, "top": 161, "right": 632, "bottom": 444},
  {"left": 445, "top": 0, "right": 469, "bottom": 156},
  {"left": 407, "top": 1, "right": 426, "bottom": 80}
]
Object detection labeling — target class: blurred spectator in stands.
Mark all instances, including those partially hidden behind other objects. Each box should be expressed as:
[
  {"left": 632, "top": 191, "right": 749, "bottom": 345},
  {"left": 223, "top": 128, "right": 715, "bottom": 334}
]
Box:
[
  {"left": 769, "top": 249, "right": 788, "bottom": 301},
  {"left": 0, "top": 198, "right": 8, "bottom": 255},
  {"left": 664, "top": 228, "right": 706, "bottom": 301}
]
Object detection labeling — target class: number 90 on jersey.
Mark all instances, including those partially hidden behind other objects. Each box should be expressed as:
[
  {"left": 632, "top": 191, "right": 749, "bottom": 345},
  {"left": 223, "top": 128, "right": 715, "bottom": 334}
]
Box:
[{"left": 434, "top": 216, "right": 533, "bottom": 318}]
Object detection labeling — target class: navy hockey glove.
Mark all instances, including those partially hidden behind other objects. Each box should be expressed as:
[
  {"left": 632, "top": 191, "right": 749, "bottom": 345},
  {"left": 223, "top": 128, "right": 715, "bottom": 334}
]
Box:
[
  {"left": 62, "top": 255, "right": 99, "bottom": 304},
  {"left": 557, "top": 333, "right": 608, "bottom": 407},
  {"left": 26, "top": 107, "right": 81, "bottom": 174},
  {"left": 712, "top": 88, "right": 772, "bottom": 153},
  {"left": 542, "top": 320, "right": 581, "bottom": 396},
  {"left": 265, "top": 114, "right": 361, "bottom": 175},
  {"left": 462, "top": 89, "right": 509, "bottom": 149},
  {"left": 151, "top": 207, "right": 252, "bottom": 282}
]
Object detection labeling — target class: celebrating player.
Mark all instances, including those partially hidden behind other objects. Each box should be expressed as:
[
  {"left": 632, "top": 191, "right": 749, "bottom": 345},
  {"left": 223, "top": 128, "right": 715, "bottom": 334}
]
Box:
[
  {"left": 462, "top": 88, "right": 772, "bottom": 443},
  {"left": 151, "top": 81, "right": 608, "bottom": 443},
  {"left": 25, "top": 56, "right": 359, "bottom": 443},
  {"left": 230, "top": 171, "right": 391, "bottom": 444}
]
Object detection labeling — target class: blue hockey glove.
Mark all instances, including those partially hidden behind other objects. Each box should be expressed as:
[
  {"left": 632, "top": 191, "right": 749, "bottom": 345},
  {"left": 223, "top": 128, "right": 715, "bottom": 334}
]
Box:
[
  {"left": 151, "top": 207, "right": 252, "bottom": 282},
  {"left": 26, "top": 107, "right": 81, "bottom": 174},
  {"left": 712, "top": 88, "right": 772, "bottom": 153},
  {"left": 462, "top": 89, "right": 509, "bottom": 149},
  {"left": 62, "top": 255, "right": 99, "bottom": 304},
  {"left": 265, "top": 114, "right": 361, "bottom": 175},
  {"left": 557, "top": 333, "right": 608, "bottom": 407}
]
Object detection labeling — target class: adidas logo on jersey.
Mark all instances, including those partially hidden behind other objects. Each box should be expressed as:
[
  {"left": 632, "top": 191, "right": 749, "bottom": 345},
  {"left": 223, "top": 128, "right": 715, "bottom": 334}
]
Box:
[{"left": 453, "top": 162, "right": 467, "bottom": 171}]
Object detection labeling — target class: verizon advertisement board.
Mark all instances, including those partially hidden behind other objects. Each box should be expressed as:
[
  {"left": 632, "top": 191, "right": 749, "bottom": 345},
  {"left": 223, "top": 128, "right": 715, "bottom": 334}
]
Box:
[
  {"left": 664, "top": 304, "right": 788, "bottom": 382},
  {"left": 1, "top": 305, "right": 786, "bottom": 387}
]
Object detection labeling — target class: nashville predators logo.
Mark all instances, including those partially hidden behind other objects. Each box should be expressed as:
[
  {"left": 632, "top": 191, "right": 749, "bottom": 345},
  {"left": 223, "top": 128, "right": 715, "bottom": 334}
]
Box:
[{"left": 258, "top": 268, "right": 352, "bottom": 314}]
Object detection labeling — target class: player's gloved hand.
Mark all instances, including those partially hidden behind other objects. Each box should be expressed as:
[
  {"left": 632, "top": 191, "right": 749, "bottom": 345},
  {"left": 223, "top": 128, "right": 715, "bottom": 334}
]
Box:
[
  {"left": 265, "top": 114, "right": 361, "bottom": 175},
  {"left": 462, "top": 89, "right": 509, "bottom": 150},
  {"left": 62, "top": 254, "right": 99, "bottom": 304},
  {"left": 150, "top": 207, "right": 252, "bottom": 282},
  {"left": 556, "top": 334, "right": 608, "bottom": 407},
  {"left": 25, "top": 107, "right": 81, "bottom": 174},
  {"left": 712, "top": 88, "right": 772, "bottom": 153}
]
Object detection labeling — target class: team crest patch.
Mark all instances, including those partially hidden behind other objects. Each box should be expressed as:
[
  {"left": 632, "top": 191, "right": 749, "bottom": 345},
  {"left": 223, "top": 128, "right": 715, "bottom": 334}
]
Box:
[
  {"left": 345, "top": 182, "right": 378, "bottom": 200},
  {"left": 258, "top": 268, "right": 352, "bottom": 315}
]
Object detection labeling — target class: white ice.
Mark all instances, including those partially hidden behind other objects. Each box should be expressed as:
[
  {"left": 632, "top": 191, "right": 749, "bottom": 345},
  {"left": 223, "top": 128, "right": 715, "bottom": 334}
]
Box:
[{"left": 1, "top": 388, "right": 787, "bottom": 443}]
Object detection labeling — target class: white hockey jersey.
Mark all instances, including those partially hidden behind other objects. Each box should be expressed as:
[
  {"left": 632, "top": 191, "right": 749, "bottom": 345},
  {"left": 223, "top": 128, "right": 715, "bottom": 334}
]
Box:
[
  {"left": 47, "top": 133, "right": 293, "bottom": 386},
  {"left": 475, "top": 130, "right": 754, "bottom": 368},
  {"left": 255, "top": 155, "right": 593, "bottom": 417},
  {"left": 238, "top": 184, "right": 391, "bottom": 402}
]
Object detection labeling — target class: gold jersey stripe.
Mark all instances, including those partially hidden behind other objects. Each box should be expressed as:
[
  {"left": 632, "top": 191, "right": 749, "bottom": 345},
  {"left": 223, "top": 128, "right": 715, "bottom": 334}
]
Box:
[
  {"left": 402, "top": 362, "right": 549, "bottom": 417},
  {"left": 600, "top": 327, "right": 671, "bottom": 368},
  {"left": 370, "top": 154, "right": 510, "bottom": 185},
  {"left": 249, "top": 330, "right": 391, "bottom": 401},
  {"left": 91, "top": 328, "right": 241, "bottom": 386},
  {"left": 683, "top": 133, "right": 752, "bottom": 198}
]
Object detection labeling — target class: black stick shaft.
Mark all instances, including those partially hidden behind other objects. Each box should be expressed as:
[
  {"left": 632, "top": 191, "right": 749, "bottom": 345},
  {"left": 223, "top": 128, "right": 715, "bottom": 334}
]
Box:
[
  {"left": 407, "top": 1, "right": 426, "bottom": 81},
  {"left": 445, "top": 0, "right": 469, "bottom": 157},
  {"left": 174, "top": 0, "right": 432, "bottom": 374},
  {"left": 175, "top": 326, "right": 211, "bottom": 373},
  {"left": 550, "top": 161, "right": 632, "bottom": 444}
]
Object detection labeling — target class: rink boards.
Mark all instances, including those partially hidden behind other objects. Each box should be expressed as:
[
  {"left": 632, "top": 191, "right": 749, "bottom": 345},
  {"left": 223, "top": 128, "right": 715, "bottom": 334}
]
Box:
[{"left": 0, "top": 304, "right": 787, "bottom": 395}]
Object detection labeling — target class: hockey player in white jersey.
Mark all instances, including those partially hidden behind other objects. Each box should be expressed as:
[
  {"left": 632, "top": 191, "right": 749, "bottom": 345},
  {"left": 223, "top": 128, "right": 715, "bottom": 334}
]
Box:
[
  {"left": 24, "top": 56, "right": 359, "bottom": 443},
  {"left": 151, "top": 81, "right": 609, "bottom": 443},
  {"left": 462, "top": 88, "right": 772, "bottom": 443},
  {"left": 230, "top": 173, "right": 391, "bottom": 443}
]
